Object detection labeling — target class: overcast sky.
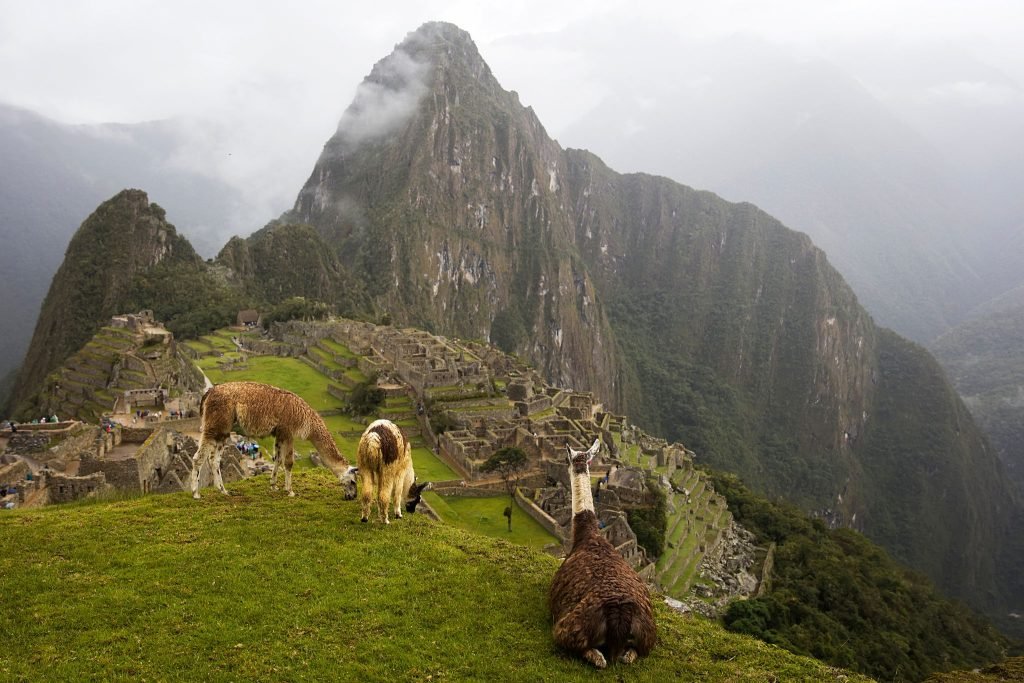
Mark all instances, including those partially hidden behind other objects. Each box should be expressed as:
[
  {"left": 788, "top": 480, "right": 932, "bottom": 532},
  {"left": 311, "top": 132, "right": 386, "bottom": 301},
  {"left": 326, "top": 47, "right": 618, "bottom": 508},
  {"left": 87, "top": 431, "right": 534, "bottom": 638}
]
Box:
[{"left": 2, "top": 0, "right": 1021, "bottom": 233}]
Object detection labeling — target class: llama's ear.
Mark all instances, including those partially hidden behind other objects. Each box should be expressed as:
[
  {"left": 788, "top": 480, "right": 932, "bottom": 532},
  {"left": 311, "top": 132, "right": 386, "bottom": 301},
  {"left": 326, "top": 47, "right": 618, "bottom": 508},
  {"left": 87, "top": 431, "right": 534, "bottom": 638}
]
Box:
[
  {"left": 587, "top": 438, "right": 601, "bottom": 463},
  {"left": 565, "top": 444, "right": 575, "bottom": 464}
]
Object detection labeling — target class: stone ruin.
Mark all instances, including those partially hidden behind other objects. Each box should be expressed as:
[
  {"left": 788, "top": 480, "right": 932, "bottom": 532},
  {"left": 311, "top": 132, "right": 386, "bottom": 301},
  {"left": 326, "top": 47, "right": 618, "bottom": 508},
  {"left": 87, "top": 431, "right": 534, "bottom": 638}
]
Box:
[{"left": 0, "top": 419, "right": 244, "bottom": 508}]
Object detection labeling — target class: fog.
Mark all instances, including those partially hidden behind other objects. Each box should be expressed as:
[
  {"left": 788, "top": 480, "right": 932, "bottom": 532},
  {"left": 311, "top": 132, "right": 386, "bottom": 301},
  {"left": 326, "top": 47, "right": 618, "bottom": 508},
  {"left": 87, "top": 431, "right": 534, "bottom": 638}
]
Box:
[
  {"left": 1, "top": 1, "right": 1022, "bottom": 340},
  {"left": 0, "top": 2, "right": 1018, "bottom": 241}
]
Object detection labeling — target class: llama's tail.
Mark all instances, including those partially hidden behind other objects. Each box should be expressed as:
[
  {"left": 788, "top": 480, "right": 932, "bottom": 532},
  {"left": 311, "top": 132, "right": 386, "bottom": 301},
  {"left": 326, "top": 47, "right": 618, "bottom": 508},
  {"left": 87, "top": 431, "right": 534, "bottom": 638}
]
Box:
[
  {"left": 199, "top": 387, "right": 212, "bottom": 415},
  {"left": 358, "top": 431, "right": 385, "bottom": 472},
  {"left": 605, "top": 604, "right": 656, "bottom": 661}
]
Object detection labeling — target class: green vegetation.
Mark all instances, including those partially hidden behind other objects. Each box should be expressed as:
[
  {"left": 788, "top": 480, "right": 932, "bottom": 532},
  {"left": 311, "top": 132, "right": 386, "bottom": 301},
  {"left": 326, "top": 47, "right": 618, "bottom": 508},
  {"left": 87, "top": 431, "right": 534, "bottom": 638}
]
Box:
[
  {"left": 262, "top": 296, "right": 332, "bottom": 326},
  {"left": 421, "top": 490, "right": 559, "bottom": 552},
  {"left": 198, "top": 356, "right": 338, "bottom": 411},
  {"left": 480, "top": 447, "right": 530, "bottom": 531},
  {"left": 409, "top": 444, "right": 458, "bottom": 482},
  {"left": 346, "top": 373, "right": 384, "bottom": 416},
  {"left": 0, "top": 470, "right": 868, "bottom": 681},
  {"left": 126, "top": 260, "right": 250, "bottom": 340},
  {"left": 627, "top": 476, "right": 668, "bottom": 558},
  {"left": 711, "top": 471, "right": 1009, "bottom": 682}
]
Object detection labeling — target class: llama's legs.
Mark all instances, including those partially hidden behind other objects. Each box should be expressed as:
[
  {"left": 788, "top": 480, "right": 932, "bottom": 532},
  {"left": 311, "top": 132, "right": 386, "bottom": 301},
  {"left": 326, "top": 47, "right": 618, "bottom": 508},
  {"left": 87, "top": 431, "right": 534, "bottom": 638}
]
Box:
[
  {"left": 270, "top": 441, "right": 281, "bottom": 490},
  {"left": 211, "top": 443, "right": 229, "bottom": 495},
  {"left": 377, "top": 475, "right": 391, "bottom": 524},
  {"left": 583, "top": 649, "right": 608, "bottom": 669},
  {"left": 190, "top": 440, "right": 205, "bottom": 499},
  {"left": 359, "top": 469, "right": 374, "bottom": 522},
  {"left": 553, "top": 598, "right": 608, "bottom": 669},
  {"left": 392, "top": 477, "right": 404, "bottom": 520},
  {"left": 190, "top": 437, "right": 217, "bottom": 499},
  {"left": 282, "top": 441, "right": 295, "bottom": 497},
  {"left": 619, "top": 649, "right": 638, "bottom": 665}
]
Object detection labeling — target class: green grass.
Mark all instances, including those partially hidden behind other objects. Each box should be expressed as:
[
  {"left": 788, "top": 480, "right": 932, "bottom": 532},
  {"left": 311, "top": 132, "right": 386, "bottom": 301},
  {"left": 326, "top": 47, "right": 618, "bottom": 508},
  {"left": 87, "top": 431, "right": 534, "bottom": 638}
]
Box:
[
  {"left": 318, "top": 337, "right": 357, "bottom": 358},
  {"left": 410, "top": 445, "right": 458, "bottom": 482},
  {"left": 0, "top": 470, "right": 865, "bottom": 682},
  {"left": 423, "top": 492, "right": 559, "bottom": 552},
  {"left": 200, "top": 356, "right": 340, "bottom": 411},
  {"left": 0, "top": 473, "right": 868, "bottom": 679}
]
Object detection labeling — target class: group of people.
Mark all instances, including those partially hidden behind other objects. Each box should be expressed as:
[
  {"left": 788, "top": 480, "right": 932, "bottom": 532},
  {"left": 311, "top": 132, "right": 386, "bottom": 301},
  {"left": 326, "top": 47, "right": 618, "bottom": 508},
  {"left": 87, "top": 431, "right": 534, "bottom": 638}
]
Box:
[{"left": 235, "top": 440, "right": 261, "bottom": 459}]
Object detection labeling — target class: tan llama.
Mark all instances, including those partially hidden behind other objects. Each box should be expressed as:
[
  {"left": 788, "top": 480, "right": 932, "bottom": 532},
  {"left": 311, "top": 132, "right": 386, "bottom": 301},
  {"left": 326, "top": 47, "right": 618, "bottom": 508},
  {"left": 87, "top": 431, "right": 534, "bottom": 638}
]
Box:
[
  {"left": 189, "top": 381, "right": 358, "bottom": 500},
  {"left": 356, "top": 419, "right": 425, "bottom": 524}
]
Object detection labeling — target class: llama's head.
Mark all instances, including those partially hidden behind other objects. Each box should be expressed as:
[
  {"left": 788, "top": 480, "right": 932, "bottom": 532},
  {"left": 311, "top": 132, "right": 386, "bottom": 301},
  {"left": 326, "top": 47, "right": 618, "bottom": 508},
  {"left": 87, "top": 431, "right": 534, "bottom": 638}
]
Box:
[
  {"left": 339, "top": 465, "right": 359, "bottom": 500},
  {"left": 566, "top": 438, "right": 601, "bottom": 474},
  {"left": 566, "top": 439, "right": 601, "bottom": 515},
  {"left": 405, "top": 480, "right": 432, "bottom": 513}
]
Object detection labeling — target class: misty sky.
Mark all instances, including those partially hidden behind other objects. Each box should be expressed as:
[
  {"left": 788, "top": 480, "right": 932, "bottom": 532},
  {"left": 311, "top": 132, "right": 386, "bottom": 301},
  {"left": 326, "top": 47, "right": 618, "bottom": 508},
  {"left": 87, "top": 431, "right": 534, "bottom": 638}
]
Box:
[{"left": 2, "top": 0, "right": 1022, "bottom": 239}]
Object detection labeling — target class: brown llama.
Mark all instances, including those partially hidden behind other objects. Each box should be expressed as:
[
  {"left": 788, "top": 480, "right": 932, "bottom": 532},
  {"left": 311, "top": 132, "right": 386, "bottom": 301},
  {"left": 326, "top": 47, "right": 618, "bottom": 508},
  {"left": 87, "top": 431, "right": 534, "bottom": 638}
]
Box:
[
  {"left": 549, "top": 439, "right": 656, "bottom": 669},
  {"left": 356, "top": 419, "right": 426, "bottom": 523},
  {"left": 189, "top": 381, "right": 358, "bottom": 500}
]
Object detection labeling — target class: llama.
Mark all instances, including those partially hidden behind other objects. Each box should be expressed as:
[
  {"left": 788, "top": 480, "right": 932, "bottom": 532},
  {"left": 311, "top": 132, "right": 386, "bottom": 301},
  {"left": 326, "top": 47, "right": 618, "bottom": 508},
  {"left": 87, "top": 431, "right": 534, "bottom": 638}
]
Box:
[
  {"left": 189, "top": 381, "right": 358, "bottom": 500},
  {"left": 356, "top": 419, "right": 424, "bottom": 523},
  {"left": 549, "top": 439, "right": 656, "bottom": 669}
]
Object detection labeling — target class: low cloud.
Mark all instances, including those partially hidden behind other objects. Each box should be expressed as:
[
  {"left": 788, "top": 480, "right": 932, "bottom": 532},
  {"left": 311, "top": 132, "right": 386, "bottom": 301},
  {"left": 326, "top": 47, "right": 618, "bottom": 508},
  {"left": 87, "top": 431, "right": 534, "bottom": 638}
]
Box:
[{"left": 334, "top": 47, "right": 431, "bottom": 149}]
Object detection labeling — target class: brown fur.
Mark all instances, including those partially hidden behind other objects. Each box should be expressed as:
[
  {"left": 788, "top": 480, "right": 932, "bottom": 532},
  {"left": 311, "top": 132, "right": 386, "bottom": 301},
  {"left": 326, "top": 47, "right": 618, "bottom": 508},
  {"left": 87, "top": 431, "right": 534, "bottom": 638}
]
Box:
[
  {"left": 356, "top": 419, "right": 416, "bottom": 524},
  {"left": 549, "top": 446, "right": 656, "bottom": 668},
  {"left": 190, "top": 381, "right": 358, "bottom": 500}
]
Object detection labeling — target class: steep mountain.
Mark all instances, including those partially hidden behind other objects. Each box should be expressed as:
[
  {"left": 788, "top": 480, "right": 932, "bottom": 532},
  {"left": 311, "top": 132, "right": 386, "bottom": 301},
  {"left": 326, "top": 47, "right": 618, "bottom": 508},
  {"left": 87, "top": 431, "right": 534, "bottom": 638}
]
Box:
[
  {"left": 5, "top": 190, "right": 206, "bottom": 416},
  {"left": 559, "top": 37, "right": 1020, "bottom": 344},
  {"left": 0, "top": 104, "right": 245, "bottom": 406},
  {"left": 288, "top": 22, "right": 1023, "bottom": 625},
  {"left": 931, "top": 288, "right": 1024, "bottom": 490}
]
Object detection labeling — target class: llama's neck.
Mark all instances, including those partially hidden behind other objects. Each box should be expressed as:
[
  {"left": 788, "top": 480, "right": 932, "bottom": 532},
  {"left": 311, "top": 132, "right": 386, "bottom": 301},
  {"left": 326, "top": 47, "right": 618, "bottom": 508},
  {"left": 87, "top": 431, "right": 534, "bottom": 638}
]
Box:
[
  {"left": 309, "top": 417, "right": 349, "bottom": 469},
  {"left": 570, "top": 469, "right": 594, "bottom": 515}
]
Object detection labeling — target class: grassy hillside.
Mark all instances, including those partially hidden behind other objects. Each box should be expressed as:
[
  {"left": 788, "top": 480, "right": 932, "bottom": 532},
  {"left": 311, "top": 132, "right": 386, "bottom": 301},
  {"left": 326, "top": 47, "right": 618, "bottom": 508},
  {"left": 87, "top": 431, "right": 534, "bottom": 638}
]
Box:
[{"left": 0, "top": 469, "right": 866, "bottom": 682}]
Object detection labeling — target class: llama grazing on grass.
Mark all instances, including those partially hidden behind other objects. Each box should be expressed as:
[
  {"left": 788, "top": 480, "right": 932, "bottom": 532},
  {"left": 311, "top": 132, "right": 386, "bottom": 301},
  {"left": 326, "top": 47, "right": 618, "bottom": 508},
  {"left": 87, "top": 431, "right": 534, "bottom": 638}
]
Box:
[
  {"left": 356, "top": 419, "right": 426, "bottom": 523},
  {"left": 189, "top": 382, "right": 358, "bottom": 500},
  {"left": 549, "top": 439, "right": 656, "bottom": 669}
]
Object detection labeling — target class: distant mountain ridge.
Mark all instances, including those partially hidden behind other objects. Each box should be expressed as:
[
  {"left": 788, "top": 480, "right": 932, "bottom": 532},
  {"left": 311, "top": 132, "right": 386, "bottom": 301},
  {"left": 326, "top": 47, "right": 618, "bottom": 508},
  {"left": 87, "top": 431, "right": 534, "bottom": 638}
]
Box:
[
  {"left": 0, "top": 104, "right": 246, "bottom": 406},
  {"left": 560, "top": 37, "right": 1024, "bottom": 345},
  {"left": 7, "top": 22, "right": 1023, "bottom": 635}
]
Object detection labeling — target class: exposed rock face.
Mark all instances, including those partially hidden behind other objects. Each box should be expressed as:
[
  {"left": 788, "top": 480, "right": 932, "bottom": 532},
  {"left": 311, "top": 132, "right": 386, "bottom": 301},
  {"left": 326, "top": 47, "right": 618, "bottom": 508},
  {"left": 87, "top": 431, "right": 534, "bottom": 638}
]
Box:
[
  {"left": 292, "top": 22, "right": 622, "bottom": 396},
  {"left": 287, "top": 22, "right": 1022, "bottom": 619}
]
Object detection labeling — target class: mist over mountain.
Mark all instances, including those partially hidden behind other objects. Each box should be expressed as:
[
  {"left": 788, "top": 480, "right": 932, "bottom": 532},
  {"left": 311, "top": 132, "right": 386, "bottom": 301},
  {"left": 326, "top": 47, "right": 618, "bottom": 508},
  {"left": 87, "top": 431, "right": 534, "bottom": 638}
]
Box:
[
  {"left": 0, "top": 104, "right": 248, "bottom": 405},
  {"left": 932, "top": 286, "right": 1024, "bottom": 490},
  {"left": 558, "top": 34, "right": 1024, "bottom": 344}
]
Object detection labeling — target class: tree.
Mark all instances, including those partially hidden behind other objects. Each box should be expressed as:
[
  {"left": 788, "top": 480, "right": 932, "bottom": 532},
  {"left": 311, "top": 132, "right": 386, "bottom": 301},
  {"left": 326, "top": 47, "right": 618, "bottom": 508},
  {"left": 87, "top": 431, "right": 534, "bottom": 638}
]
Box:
[
  {"left": 480, "top": 447, "right": 529, "bottom": 531},
  {"left": 347, "top": 374, "right": 384, "bottom": 416}
]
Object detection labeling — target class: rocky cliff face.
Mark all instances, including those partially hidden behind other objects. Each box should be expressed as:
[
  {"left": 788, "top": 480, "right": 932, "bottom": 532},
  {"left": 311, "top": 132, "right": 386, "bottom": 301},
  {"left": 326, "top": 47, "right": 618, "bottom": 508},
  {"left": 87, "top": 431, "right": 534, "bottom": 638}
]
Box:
[
  {"left": 6, "top": 189, "right": 201, "bottom": 415},
  {"left": 288, "top": 22, "right": 1022, "bottom": 620},
  {"left": 291, "top": 23, "right": 622, "bottom": 396}
]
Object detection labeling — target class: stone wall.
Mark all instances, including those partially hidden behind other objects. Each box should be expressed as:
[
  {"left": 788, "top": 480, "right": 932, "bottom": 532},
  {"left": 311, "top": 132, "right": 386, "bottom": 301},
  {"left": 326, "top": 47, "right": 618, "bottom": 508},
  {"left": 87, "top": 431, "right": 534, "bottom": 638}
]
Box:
[
  {"left": 121, "top": 427, "right": 156, "bottom": 444},
  {"left": 79, "top": 452, "right": 140, "bottom": 490},
  {"left": 135, "top": 429, "right": 176, "bottom": 493},
  {"left": 46, "top": 471, "right": 108, "bottom": 504},
  {"left": 515, "top": 487, "right": 567, "bottom": 543},
  {"left": 0, "top": 460, "right": 30, "bottom": 487}
]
